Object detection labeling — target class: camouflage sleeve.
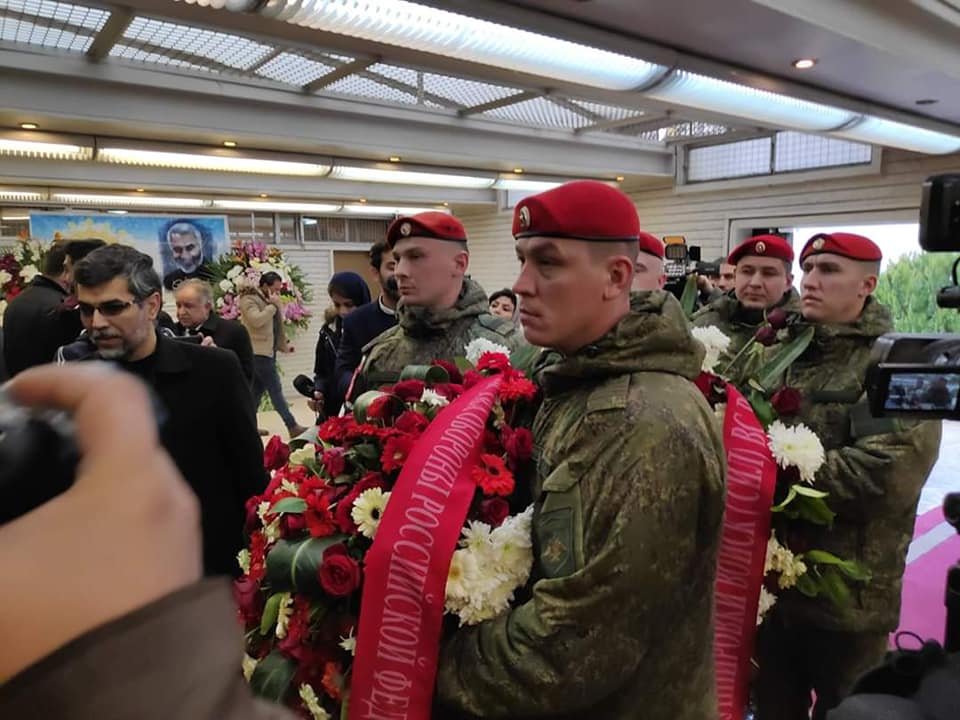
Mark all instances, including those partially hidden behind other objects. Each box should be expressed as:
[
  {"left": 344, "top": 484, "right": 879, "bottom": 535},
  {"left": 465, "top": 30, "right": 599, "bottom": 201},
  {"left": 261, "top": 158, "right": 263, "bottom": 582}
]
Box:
[
  {"left": 690, "top": 305, "right": 719, "bottom": 327},
  {"left": 813, "top": 401, "right": 942, "bottom": 502},
  {"left": 435, "top": 414, "right": 719, "bottom": 717}
]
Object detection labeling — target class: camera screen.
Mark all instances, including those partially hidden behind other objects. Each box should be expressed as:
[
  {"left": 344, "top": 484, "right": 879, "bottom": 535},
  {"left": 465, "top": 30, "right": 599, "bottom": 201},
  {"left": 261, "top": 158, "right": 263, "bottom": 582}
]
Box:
[{"left": 884, "top": 372, "right": 960, "bottom": 411}]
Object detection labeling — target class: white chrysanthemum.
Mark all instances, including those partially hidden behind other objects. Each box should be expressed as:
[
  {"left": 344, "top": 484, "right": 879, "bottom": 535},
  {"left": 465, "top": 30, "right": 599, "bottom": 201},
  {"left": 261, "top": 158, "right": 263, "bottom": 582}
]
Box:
[
  {"left": 446, "top": 548, "right": 480, "bottom": 604},
  {"left": 460, "top": 520, "right": 493, "bottom": 554},
  {"left": 237, "top": 549, "right": 251, "bottom": 575},
  {"left": 464, "top": 338, "right": 510, "bottom": 365},
  {"left": 0, "top": 269, "right": 11, "bottom": 285},
  {"left": 242, "top": 653, "right": 259, "bottom": 682},
  {"left": 691, "top": 326, "right": 732, "bottom": 373},
  {"left": 339, "top": 627, "right": 356, "bottom": 656},
  {"left": 227, "top": 265, "right": 244, "bottom": 279},
  {"left": 289, "top": 445, "right": 316, "bottom": 466},
  {"left": 767, "top": 421, "right": 825, "bottom": 484},
  {"left": 19, "top": 264, "right": 39, "bottom": 283},
  {"left": 275, "top": 593, "right": 294, "bottom": 639},
  {"left": 491, "top": 507, "right": 534, "bottom": 582},
  {"left": 299, "top": 684, "right": 331, "bottom": 720},
  {"left": 351, "top": 488, "right": 390, "bottom": 539},
  {"left": 764, "top": 533, "right": 807, "bottom": 589},
  {"left": 420, "top": 388, "right": 450, "bottom": 408},
  {"left": 757, "top": 586, "right": 778, "bottom": 626},
  {"left": 219, "top": 279, "right": 234, "bottom": 293}
]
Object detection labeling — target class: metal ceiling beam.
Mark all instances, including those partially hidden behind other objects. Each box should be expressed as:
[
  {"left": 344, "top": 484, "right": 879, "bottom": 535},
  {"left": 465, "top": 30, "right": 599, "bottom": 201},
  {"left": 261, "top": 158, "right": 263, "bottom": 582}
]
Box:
[
  {"left": 245, "top": 46, "right": 285, "bottom": 74},
  {"left": 576, "top": 113, "right": 670, "bottom": 135},
  {"left": 86, "top": 7, "right": 134, "bottom": 61},
  {"left": 353, "top": 66, "right": 464, "bottom": 110},
  {"left": 458, "top": 90, "right": 541, "bottom": 117},
  {"left": 304, "top": 57, "right": 378, "bottom": 93},
  {"left": 545, "top": 96, "right": 604, "bottom": 122}
]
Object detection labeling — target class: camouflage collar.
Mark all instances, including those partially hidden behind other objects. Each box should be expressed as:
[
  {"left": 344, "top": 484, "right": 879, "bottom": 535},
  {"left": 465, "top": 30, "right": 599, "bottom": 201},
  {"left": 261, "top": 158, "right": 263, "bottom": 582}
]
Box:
[{"left": 396, "top": 277, "right": 489, "bottom": 338}]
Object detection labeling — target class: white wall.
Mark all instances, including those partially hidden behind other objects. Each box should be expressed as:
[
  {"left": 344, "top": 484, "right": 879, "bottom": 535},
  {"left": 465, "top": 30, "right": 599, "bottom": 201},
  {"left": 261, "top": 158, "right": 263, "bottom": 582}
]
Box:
[{"left": 457, "top": 149, "right": 960, "bottom": 295}]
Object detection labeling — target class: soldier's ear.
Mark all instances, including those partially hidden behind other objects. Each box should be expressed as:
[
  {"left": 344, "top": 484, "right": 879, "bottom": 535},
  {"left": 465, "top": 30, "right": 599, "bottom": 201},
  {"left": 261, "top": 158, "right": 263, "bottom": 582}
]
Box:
[{"left": 606, "top": 255, "right": 633, "bottom": 298}]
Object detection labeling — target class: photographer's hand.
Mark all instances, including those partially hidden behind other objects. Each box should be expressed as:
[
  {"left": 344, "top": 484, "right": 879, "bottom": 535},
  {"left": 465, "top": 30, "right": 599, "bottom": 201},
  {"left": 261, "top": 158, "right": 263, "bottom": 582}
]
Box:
[{"left": 0, "top": 364, "right": 201, "bottom": 679}]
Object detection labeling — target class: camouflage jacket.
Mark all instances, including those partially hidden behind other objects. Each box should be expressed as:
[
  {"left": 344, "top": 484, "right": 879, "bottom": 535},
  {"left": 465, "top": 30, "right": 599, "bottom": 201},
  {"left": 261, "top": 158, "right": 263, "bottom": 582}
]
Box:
[
  {"left": 691, "top": 288, "right": 801, "bottom": 352},
  {"left": 356, "top": 278, "right": 525, "bottom": 391},
  {"left": 436, "top": 292, "right": 726, "bottom": 720},
  {"left": 772, "top": 298, "right": 941, "bottom": 633}
]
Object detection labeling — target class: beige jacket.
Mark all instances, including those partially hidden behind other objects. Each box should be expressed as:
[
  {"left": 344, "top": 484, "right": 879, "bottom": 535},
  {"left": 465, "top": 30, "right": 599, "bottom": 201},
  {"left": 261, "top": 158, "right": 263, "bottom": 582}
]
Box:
[{"left": 239, "top": 290, "right": 288, "bottom": 357}]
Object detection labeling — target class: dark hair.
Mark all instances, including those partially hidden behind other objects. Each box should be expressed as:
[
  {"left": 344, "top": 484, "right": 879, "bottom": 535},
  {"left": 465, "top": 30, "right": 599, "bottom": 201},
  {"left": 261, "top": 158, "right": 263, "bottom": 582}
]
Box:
[
  {"left": 74, "top": 244, "right": 161, "bottom": 301},
  {"left": 42, "top": 243, "right": 69, "bottom": 276},
  {"left": 259, "top": 271, "right": 283, "bottom": 288},
  {"left": 489, "top": 288, "right": 517, "bottom": 307},
  {"left": 64, "top": 239, "right": 106, "bottom": 263},
  {"left": 328, "top": 271, "right": 372, "bottom": 307},
  {"left": 369, "top": 240, "right": 389, "bottom": 271}
]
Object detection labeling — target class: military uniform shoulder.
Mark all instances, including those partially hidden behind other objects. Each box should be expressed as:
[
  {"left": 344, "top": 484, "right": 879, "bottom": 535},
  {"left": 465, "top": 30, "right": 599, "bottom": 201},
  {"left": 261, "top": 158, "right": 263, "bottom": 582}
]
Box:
[
  {"left": 475, "top": 312, "right": 516, "bottom": 337},
  {"left": 691, "top": 294, "right": 733, "bottom": 325},
  {"left": 584, "top": 374, "right": 632, "bottom": 416}
]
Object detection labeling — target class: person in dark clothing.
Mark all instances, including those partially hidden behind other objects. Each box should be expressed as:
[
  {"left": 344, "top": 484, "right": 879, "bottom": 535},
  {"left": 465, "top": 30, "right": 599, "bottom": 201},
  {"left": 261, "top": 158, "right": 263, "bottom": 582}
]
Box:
[
  {"left": 2, "top": 239, "right": 103, "bottom": 377},
  {"left": 334, "top": 240, "right": 400, "bottom": 402},
  {"left": 305, "top": 271, "right": 370, "bottom": 419},
  {"left": 173, "top": 278, "right": 255, "bottom": 386},
  {"left": 70, "top": 244, "right": 266, "bottom": 577}
]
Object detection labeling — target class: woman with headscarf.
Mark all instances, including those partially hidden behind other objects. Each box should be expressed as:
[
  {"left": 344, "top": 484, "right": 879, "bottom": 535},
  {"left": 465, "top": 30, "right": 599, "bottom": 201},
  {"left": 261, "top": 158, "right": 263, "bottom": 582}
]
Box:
[{"left": 309, "top": 271, "right": 370, "bottom": 419}]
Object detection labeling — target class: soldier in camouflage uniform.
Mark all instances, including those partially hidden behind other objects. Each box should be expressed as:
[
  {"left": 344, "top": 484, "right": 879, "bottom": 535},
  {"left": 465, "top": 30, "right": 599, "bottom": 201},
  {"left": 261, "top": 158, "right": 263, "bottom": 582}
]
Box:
[
  {"left": 435, "top": 181, "right": 726, "bottom": 720},
  {"left": 350, "top": 212, "right": 524, "bottom": 395},
  {"left": 755, "top": 232, "right": 942, "bottom": 720},
  {"left": 692, "top": 234, "right": 800, "bottom": 350}
]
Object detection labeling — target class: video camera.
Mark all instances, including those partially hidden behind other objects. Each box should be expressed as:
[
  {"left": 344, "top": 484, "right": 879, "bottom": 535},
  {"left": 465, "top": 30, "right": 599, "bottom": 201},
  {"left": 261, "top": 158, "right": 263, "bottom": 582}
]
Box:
[{"left": 662, "top": 235, "right": 720, "bottom": 299}]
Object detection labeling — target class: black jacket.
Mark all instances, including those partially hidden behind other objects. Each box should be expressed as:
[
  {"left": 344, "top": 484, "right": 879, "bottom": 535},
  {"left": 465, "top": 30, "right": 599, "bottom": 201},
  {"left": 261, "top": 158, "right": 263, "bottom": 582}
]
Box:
[
  {"left": 175, "top": 314, "right": 255, "bottom": 387},
  {"left": 118, "top": 335, "right": 266, "bottom": 577},
  {"left": 334, "top": 300, "right": 398, "bottom": 400},
  {"left": 2, "top": 275, "right": 82, "bottom": 377},
  {"left": 312, "top": 321, "right": 342, "bottom": 417}
]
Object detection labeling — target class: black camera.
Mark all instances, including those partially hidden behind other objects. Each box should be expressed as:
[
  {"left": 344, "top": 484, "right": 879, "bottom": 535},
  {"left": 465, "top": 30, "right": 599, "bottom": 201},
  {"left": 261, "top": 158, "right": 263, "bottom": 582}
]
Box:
[
  {"left": 866, "top": 173, "right": 960, "bottom": 421},
  {"left": 663, "top": 236, "right": 705, "bottom": 299}
]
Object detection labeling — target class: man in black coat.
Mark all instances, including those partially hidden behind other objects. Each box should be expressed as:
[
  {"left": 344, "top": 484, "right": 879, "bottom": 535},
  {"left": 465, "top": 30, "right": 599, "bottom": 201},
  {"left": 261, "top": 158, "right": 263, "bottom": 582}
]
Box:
[
  {"left": 72, "top": 244, "right": 266, "bottom": 577},
  {"left": 173, "top": 278, "right": 255, "bottom": 387},
  {"left": 333, "top": 240, "right": 399, "bottom": 402}
]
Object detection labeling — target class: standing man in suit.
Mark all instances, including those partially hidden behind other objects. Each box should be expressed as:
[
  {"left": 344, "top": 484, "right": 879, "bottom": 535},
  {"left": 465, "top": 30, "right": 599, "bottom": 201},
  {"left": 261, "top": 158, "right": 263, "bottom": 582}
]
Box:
[
  {"left": 71, "top": 244, "right": 266, "bottom": 577},
  {"left": 174, "top": 278, "right": 255, "bottom": 387}
]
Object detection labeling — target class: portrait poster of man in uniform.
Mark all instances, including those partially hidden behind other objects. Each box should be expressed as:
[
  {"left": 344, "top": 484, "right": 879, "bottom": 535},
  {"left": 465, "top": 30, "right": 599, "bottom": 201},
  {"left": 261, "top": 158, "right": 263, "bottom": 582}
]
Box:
[{"left": 159, "top": 218, "right": 225, "bottom": 291}]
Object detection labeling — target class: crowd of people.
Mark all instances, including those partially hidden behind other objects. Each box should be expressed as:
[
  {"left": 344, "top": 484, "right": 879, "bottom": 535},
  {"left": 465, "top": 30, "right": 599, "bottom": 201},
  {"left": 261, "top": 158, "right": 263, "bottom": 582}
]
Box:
[{"left": 0, "top": 180, "right": 946, "bottom": 719}]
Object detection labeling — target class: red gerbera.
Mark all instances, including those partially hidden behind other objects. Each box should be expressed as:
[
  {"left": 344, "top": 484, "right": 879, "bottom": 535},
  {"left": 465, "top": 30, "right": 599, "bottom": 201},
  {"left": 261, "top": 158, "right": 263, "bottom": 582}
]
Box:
[
  {"left": 305, "top": 494, "right": 338, "bottom": 538},
  {"left": 322, "top": 661, "right": 345, "bottom": 701},
  {"left": 321, "top": 447, "right": 347, "bottom": 478},
  {"left": 471, "top": 454, "right": 515, "bottom": 497},
  {"left": 477, "top": 352, "right": 511, "bottom": 374},
  {"left": 318, "top": 416, "right": 355, "bottom": 443},
  {"left": 381, "top": 434, "right": 414, "bottom": 472},
  {"left": 277, "top": 597, "right": 312, "bottom": 661}
]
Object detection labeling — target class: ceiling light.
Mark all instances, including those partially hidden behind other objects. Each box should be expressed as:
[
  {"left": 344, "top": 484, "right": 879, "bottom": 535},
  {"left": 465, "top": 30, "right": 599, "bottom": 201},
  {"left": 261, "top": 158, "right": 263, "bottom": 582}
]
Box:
[
  {"left": 494, "top": 177, "right": 563, "bottom": 192},
  {"left": 135, "top": 188, "right": 145, "bottom": 193},
  {"left": 615, "top": 175, "right": 625, "bottom": 182},
  {"left": 50, "top": 193, "right": 209, "bottom": 208},
  {"left": 0, "top": 138, "right": 93, "bottom": 161},
  {"left": 389, "top": 156, "right": 401, "bottom": 163},
  {"left": 0, "top": 215, "right": 30, "bottom": 221},
  {"left": 512, "top": 168, "right": 524, "bottom": 174},
  {"left": 97, "top": 147, "right": 331, "bottom": 176},
  {"left": 830, "top": 116, "right": 960, "bottom": 154},
  {"left": 359, "top": 197, "right": 367, "bottom": 203},
  {"left": 792, "top": 58, "right": 817, "bottom": 70},
  {"left": 442, "top": 202, "right": 449, "bottom": 207},
  {"left": 233, "top": 0, "right": 667, "bottom": 91},
  {"left": 107, "top": 209, "right": 128, "bottom": 215},
  {"left": 19, "top": 122, "right": 39, "bottom": 130},
  {"left": 259, "top": 193, "right": 268, "bottom": 198},
  {"left": 341, "top": 204, "right": 449, "bottom": 216},
  {"left": 211, "top": 200, "right": 343, "bottom": 213},
  {"left": 223, "top": 140, "right": 238, "bottom": 148},
  {"left": 329, "top": 165, "right": 496, "bottom": 189},
  {"left": 645, "top": 70, "right": 856, "bottom": 132},
  {"left": 0, "top": 190, "right": 46, "bottom": 202}
]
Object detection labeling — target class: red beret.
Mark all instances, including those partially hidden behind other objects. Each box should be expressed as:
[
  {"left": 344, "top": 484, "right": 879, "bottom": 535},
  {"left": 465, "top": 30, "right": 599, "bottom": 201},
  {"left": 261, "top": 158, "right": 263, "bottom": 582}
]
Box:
[
  {"left": 386, "top": 211, "right": 466, "bottom": 249},
  {"left": 638, "top": 230, "right": 664, "bottom": 259},
  {"left": 512, "top": 180, "right": 640, "bottom": 242},
  {"left": 799, "top": 232, "right": 882, "bottom": 263},
  {"left": 727, "top": 234, "right": 794, "bottom": 265}
]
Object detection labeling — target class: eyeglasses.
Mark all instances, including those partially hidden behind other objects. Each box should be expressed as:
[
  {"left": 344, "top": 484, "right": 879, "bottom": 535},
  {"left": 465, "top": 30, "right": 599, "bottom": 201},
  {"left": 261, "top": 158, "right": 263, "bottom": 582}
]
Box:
[{"left": 77, "top": 299, "right": 139, "bottom": 318}]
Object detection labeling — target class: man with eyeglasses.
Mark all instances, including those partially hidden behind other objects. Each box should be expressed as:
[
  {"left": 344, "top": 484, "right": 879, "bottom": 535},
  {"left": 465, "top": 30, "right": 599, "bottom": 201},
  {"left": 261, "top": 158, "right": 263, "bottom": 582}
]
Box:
[{"left": 68, "top": 244, "right": 266, "bottom": 577}]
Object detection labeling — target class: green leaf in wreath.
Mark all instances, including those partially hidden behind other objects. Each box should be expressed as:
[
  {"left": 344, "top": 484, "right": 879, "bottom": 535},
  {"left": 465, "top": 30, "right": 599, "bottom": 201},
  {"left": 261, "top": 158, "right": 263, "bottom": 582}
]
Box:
[
  {"left": 250, "top": 650, "right": 296, "bottom": 702},
  {"left": 756, "top": 326, "right": 815, "bottom": 391},
  {"left": 793, "top": 485, "right": 829, "bottom": 499},
  {"left": 680, "top": 273, "right": 699, "bottom": 318},
  {"left": 260, "top": 593, "right": 282, "bottom": 635},
  {"left": 794, "top": 495, "right": 836, "bottom": 527},
  {"left": 802, "top": 549, "right": 845, "bottom": 565},
  {"left": 400, "top": 364, "right": 449, "bottom": 384},
  {"left": 820, "top": 568, "right": 853, "bottom": 608},
  {"left": 771, "top": 484, "right": 798, "bottom": 512},
  {"left": 837, "top": 560, "right": 872, "bottom": 583},
  {"left": 794, "top": 572, "right": 819, "bottom": 597},
  {"left": 747, "top": 390, "right": 777, "bottom": 427},
  {"left": 267, "top": 535, "right": 348, "bottom": 595},
  {"left": 270, "top": 497, "right": 307, "bottom": 515}
]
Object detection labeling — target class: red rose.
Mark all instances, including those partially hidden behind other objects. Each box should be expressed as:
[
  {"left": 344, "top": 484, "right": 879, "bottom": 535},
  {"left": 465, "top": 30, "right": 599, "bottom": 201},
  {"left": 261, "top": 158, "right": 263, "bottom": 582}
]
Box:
[
  {"left": 394, "top": 410, "right": 429, "bottom": 435},
  {"left": 280, "top": 512, "right": 307, "bottom": 538},
  {"left": 503, "top": 427, "right": 533, "bottom": 463},
  {"left": 479, "top": 497, "right": 510, "bottom": 527},
  {"left": 367, "top": 394, "right": 402, "bottom": 421},
  {"left": 322, "top": 448, "right": 347, "bottom": 478},
  {"left": 431, "top": 359, "right": 463, "bottom": 384},
  {"left": 766, "top": 308, "right": 788, "bottom": 330},
  {"left": 771, "top": 387, "right": 803, "bottom": 417},
  {"left": 233, "top": 576, "right": 264, "bottom": 626},
  {"left": 693, "top": 372, "right": 726, "bottom": 405},
  {"left": 754, "top": 325, "right": 778, "bottom": 346},
  {"left": 318, "top": 552, "right": 362, "bottom": 598},
  {"left": 477, "top": 352, "right": 511, "bottom": 373},
  {"left": 462, "top": 370, "right": 484, "bottom": 389},
  {"left": 381, "top": 434, "right": 414, "bottom": 472},
  {"left": 391, "top": 379, "right": 426, "bottom": 402},
  {"left": 305, "top": 494, "right": 337, "bottom": 538},
  {"left": 471, "top": 454, "right": 515, "bottom": 497},
  {"left": 263, "top": 435, "right": 290, "bottom": 470}
]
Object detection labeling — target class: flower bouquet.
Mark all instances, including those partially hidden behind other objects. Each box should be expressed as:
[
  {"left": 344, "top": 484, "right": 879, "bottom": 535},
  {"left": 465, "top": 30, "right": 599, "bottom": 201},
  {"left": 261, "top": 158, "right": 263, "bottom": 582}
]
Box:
[
  {"left": 235, "top": 347, "right": 538, "bottom": 720},
  {"left": 0, "top": 235, "right": 47, "bottom": 319},
  {"left": 208, "top": 241, "right": 312, "bottom": 335}
]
